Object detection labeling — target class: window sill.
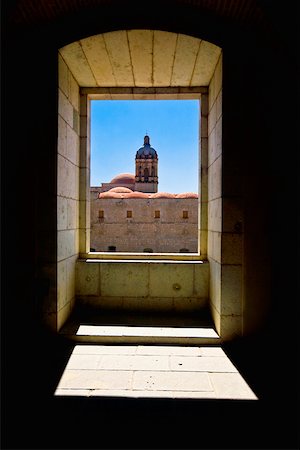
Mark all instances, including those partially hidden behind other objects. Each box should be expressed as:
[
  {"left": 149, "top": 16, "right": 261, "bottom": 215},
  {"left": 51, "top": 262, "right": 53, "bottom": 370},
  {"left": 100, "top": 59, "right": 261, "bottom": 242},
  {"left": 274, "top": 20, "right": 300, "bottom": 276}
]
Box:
[{"left": 80, "top": 252, "right": 205, "bottom": 262}]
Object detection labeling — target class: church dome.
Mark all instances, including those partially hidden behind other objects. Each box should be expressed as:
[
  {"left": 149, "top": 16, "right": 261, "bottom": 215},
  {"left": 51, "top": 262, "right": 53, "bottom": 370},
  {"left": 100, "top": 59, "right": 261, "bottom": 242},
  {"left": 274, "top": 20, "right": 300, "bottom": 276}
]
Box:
[
  {"left": 149, "top": 192, "right": 176, "bottom": 198},
  {"left": 110, "top": 173, "right": 135, "bottom": 184},
  {"left": 109, "top": 187, "right": 133, "bottom": 193},
  {"left": 136, "top": 135, "right": 157, "bottom": 159},
  {"left": 176, "top": 192, "right": 198, "bottom": 198},
  {"left": 127, "top": 191, "right": 150, "bottom": 198}
]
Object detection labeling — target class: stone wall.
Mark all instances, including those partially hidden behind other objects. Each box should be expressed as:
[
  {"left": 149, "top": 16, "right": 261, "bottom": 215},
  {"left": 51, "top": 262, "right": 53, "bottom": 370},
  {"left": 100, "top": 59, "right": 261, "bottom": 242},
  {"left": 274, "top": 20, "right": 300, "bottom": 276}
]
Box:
[
  {"left": 207, "top": 53, "right": 243, "bottom": 339},
  {"left": 90, "top": 197, "right": 198, "bottom": 252},
  {"left": 207, "top": 53, "right": 223, "bottom": 335},
  {"left": 57, "top": 53, "right": 80, "bottom": 330},
  {"left": 76, "top": 260, "right": 209, "bottom": 313}
]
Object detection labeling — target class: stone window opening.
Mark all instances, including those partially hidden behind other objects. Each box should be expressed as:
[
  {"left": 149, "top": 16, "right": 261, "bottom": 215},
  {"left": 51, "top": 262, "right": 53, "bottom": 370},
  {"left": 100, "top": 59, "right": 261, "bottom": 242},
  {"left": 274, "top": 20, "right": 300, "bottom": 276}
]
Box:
[
  {"left": 55, "top": 32, "right": 247, "bottom": 342},
  {"left": 183, "top": 211, "right": 189, "bottom": 219},
  {"left": 81, "top": 89, "right": 206, "bottom": 257},
  {"left": 127, "top": 210, "right": 133, "bottom": 218}
]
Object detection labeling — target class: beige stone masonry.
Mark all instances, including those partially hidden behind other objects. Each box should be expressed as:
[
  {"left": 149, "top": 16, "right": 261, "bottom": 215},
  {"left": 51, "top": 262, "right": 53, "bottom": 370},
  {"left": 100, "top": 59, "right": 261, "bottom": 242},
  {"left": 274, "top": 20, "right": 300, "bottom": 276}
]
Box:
[{"left": 75, "top": 260, "right": 209, "bottom": 313}]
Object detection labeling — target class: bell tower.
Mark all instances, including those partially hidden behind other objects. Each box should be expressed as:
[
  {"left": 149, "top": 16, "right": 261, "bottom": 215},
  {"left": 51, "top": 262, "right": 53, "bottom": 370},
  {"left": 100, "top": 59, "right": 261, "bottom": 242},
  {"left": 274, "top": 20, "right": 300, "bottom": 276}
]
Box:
[{"left": 135, "top": 135, "right": 158, "bottom": 193}]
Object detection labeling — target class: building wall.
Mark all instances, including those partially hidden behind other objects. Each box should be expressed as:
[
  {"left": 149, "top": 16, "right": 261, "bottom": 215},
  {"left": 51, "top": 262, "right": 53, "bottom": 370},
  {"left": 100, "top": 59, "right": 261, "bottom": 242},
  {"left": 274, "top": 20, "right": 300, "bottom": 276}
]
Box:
[
  {"left": 57, "top": 53, "right": 80, "bottom": 330},
  {"left": 90, "top": 197, "right": 198, "bottom": 252}
]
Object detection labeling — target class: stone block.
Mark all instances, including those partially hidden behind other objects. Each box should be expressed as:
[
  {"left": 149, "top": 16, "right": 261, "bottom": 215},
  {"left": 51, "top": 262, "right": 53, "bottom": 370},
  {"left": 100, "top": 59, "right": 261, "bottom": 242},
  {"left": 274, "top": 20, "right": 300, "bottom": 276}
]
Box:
[
  {"left": 79, "top": 167, "right": 90, "bottom": 201},
  {"left": 57, "top": 369, "right": 132, "bottom": 390},
  {"left": 80, "top": 137, "right": 88, "bottom": 168},
  {"left": 57, "top": 301, "right": 71, "bottom": 331},
  {"left": 209, "top": 372, "right": 257, "bottom": 399},
  {"left": 103, "top": 31, "right": 134, "bottom": 86},
  {"left": 214, "top": 54, "right": 223, "bottom": 97},
  {"left": 201, "top": 115, "right": 208, "bottom": 138},
  {"left": 208, "top": 197, "right": 222, "bottom": 232},
  {"left": 80, "top": 113, "right": 88, "bottom": 138},
  {"left": 171, "top": 34, "right": 200, "bottom": 86},
  {"left": 221, "top": 233, "right": 243, "bottom": 264},
  {"left": 208, "top": 126, "right": 216, "bottom": 167},
  {"left": 208, "top": 156, "right": 222, "bottom": 201},
  {"left": 208, "top": 101, "right": 216, "bottom": 136},
  {"left": 58, "top": 54, "right": 70, "bottom": 97},
  {"left": 57, "top": 260, "right": 67, "bottom": 309},
  {"left": 59, "top": 42, "right": 96, "bottom": 86},
  {"left": 66, "top": 124, "right": 79, "bottom": 166},
  {"left": 128, "top": 30, "right": 153, "bottom": 87},
  {"left": 65, "top": 354, "right": 101, "bottom": 370},
  {"left": 200, "top": 93, "right": 208, "bottom": 116},
  {"left": 57, "top": 195, "right": 67, "bottom": 230},
  {"left": 216, "top": 117, "right": 222, "bottom": 158},
  {"left": 208, "top": 259, "right": 221, "bottom": 313},
  {"left": 153, "top": 31, "right": 177, "bottom": 86},
  {"left": 199, "top": 202, "right": 207, "bottom": 232},
  {"left": 58, "top": 90, "right": 73, "bottom": 127},
  {"left": 149, "top": 263, "right": 194, "bottom": 298},
  {"left": 57, "top": 155, "right": 78, "bottom": 199},
  {"left": 193, "top": 262, "right": 209, "bottom": 298},
  {"left": 210, "top": 303, "right": 221, "bottom": 335},
  {"left": 69, "top": 74, "right": 79, "bottom": 111},
  {"left": 58, "top": 115, "right": 67, "bottom": 158},
  {"left": 170, "top": 355, "right": 237, "bottom": 372},
  {"left": 199, "top": 346, "right": 226, "bottom": 356},
  {"left": 200, "top": 171, "right": 208, "bottom": 202},
  {"left": 100, "top": 263, "right": 148, "bottom": 297},
  {"left": 199, "top": 229, "right": 207, "bottom": 258},
  {"left": 79, "top": 228, "right": 90, "bottom": 254},
  {"left": 221, "top": 264, "right": 242, "bottom": 315},
  {"left": 79, "top": 200, "right": 89, "bottom": 229},
  {"left": 97, "top": 354, "right": 170, "bottom": 371},
  {"left": 216, "top": 89, "right": 222, "bottom": 121},
  {"left": 133, "top": 371, "right": 213, "bottom": 392},
  {"left": 57, "top": 229, "right": 76, "bottom": 261},
  {"left": 66, "top": 255, "right": 77, "bottom": 301},
  {"left": 220, "top": 314, "right": 242, "bottom": 339},
  {"left": 200, "top": 137, "right": 208, "bottom": 168},
  {"left": 208, "top": 72, "right": 215, "bottom": 111},
  {"left": 67, "top": 198, "right": 79, "bottom": 230},
  {"left": 75, "top": 261, "right": 99, "bottom": 295},
  {"left": 136, "top": 346, "right": 202, "bottom": 356},
  {"left": 80, "top": 93, "right": 88, "bottom": 114},
  {"left": 207, "top": 231, "right": 221, "bottom": 263},
  {"left": 73, "top": 345, "right": 137, "bottom": 355},
  {"left": 192, "top": 40, "right": 221, "bottom": 86}
]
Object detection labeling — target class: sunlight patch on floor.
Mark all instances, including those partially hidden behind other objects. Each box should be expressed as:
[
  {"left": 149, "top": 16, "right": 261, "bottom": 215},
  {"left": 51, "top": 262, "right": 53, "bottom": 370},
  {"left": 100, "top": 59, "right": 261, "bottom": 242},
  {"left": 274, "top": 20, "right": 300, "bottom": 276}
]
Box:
[
  {"left": 76, "top": 325, "right": 219, "bottom": 338},
  {"left": 54, "top": 345, "right": 258, "bottom": 400}
]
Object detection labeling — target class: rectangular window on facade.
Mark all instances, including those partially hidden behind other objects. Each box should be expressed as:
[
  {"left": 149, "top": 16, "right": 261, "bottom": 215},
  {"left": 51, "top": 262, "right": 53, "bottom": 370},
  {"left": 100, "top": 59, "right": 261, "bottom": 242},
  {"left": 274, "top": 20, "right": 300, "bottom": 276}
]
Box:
[
  {"left": 99, "top": 210, "right": 104, "bottom": 219},
  {"left": 183, "top": 210, "right": 189, "bottom": 219},
  {"left": 154, "top": 210, "right": 160, "bottom": 218},
  {"left": 127, "top": 210, "right": 133, "bottom": 218}
]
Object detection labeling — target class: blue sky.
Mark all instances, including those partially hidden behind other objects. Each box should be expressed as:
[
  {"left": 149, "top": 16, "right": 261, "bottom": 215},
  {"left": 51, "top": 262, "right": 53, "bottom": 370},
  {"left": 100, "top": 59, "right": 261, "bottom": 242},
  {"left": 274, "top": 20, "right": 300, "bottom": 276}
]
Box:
[{"left": 90, "top": 100, "right": 199, "bottom": 193}]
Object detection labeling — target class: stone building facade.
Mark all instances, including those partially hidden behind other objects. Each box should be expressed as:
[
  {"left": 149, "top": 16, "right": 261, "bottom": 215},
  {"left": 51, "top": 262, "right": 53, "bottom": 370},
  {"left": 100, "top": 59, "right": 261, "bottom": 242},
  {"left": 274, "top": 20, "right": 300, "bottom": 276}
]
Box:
[{"left": 91, "top": 135, "right": 198, "bottom": 252}]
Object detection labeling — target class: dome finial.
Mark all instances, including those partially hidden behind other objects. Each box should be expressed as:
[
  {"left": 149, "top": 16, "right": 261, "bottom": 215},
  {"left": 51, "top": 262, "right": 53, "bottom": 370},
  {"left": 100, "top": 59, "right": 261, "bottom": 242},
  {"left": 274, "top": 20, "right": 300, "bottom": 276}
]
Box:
[{"left": 144, "top": 133, "right": 150, "bottom": 145}]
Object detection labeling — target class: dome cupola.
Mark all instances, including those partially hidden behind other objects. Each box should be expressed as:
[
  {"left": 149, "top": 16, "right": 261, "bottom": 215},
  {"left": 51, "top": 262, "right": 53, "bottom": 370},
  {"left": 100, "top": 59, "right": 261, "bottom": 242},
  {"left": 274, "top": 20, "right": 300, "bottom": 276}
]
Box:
[{"left": 136, "top": 135, "right": 158, "bottom": 159}]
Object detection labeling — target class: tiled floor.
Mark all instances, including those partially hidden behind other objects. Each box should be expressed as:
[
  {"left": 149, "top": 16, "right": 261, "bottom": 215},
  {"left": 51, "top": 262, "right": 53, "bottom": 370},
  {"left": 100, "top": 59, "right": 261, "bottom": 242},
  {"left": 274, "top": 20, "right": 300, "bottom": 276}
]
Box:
[{"left": 55, "top": 344, "right": 258, "bottom": 399}]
